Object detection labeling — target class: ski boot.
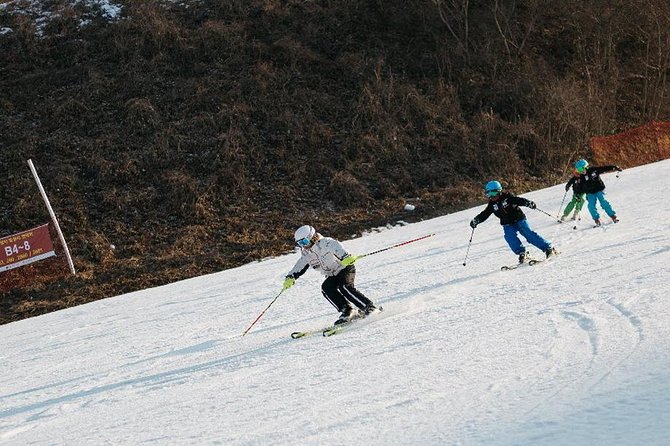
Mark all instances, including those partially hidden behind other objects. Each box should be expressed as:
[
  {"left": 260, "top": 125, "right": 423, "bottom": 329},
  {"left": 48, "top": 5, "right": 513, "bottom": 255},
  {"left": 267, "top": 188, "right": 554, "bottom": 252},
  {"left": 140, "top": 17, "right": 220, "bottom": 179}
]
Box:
[
  {"left": 364, "top": 303, "right": 381, "bottom": 316},
  {"left": 545, "top": 247, "right": 559, "bottom": 259},
  {"left": 518, "top": 251, "right": 531, "bottom": 264},
  {"left": 334, "top": 306, "right": 363, "bottom": 325}
]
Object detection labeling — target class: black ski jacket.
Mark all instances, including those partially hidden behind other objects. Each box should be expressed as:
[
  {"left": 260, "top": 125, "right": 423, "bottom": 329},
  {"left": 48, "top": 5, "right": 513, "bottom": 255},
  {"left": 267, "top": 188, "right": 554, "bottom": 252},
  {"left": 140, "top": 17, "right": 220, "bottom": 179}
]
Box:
[
  {"left": 579, "top": 165, "right": 619, "bottom": 194},
  {"left": 473, "top": 192, "right": 533, "bottom": 226},
  {"left": 565, "top": 175, "right": 586, "bottom": 194}
]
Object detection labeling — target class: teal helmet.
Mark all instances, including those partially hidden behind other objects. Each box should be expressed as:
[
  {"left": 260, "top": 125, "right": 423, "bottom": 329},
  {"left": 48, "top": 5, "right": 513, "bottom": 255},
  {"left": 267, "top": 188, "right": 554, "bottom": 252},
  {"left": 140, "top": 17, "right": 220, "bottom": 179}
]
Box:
[
  {"left": 575, "top": 159, "right": 589, "bottom": 173},
  {"left": 484, "top": 180, "right": 502, "bottom": 197}
]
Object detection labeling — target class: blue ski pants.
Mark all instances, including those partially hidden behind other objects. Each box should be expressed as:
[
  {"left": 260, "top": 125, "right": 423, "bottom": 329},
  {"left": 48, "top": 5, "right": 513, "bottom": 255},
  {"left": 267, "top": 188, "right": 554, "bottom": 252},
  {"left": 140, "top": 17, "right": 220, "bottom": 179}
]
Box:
[
  {"left": 503, "top": 219, "right": 551, "bottom": 255},
  {"left": 586, "top": 191, "right": 616, "bottom": 221}
]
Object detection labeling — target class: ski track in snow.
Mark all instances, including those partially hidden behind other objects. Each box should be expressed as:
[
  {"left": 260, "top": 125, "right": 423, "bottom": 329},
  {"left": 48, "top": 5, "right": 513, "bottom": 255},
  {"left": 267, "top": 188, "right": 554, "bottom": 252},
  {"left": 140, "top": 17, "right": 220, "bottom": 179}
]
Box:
[{"left": 1, "top": 161, "right": 670, "bottom": 444}]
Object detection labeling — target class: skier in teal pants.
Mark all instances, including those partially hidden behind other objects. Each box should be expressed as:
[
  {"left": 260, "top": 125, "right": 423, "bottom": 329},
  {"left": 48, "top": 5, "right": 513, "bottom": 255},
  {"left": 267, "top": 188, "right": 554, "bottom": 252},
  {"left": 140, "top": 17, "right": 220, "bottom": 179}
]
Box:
[{"left": 574, "top": 159, "right": 622, "bottom": 226}]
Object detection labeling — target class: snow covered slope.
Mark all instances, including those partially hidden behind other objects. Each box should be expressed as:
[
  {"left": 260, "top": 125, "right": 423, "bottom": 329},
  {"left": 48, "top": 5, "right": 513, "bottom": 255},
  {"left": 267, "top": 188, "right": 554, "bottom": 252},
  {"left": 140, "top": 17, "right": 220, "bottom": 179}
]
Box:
[{"left": 1, "top": 160, "right": 669, "bottom": 445}]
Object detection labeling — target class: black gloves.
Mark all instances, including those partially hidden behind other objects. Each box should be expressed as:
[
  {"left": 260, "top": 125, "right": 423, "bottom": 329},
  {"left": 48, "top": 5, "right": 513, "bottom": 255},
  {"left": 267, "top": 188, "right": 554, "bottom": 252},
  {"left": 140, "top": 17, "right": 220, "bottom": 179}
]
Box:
[
  {"left": 469, "top": 219, "right": 478, "bottom": 229},
  {"left": 615, "top": 166, "right": 623, "bottom": 172},
  {"left": 527, "top": 201, "right": 537, "bottom": 209}
]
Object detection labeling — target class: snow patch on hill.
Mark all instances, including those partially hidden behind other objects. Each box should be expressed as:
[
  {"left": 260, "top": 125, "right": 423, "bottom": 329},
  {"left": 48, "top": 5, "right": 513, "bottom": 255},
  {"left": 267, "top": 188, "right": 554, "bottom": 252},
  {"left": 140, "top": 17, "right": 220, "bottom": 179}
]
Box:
[{"left": 0, "top": 0, "right": 198, "bottom": 36}]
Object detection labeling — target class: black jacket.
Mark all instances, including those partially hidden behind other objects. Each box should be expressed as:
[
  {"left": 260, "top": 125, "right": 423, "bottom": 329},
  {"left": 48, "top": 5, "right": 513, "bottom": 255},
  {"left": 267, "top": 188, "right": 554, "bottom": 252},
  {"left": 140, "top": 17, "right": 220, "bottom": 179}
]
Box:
[
  {"left": 565, "top": 175, "right": 586, "bottom": 194},
  {"left": 473, "top": 192, "right": 533, "bottom": 226},
  {"left": 579, "top": 165, "right": 619, "bottom": 194}
]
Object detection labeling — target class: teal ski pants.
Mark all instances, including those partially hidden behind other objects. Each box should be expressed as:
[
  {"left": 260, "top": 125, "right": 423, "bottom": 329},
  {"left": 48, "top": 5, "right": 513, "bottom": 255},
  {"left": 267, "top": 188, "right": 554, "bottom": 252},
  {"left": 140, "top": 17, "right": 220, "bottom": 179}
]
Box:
[{"left": 586, "top": 191, "right": 616, "bottom": 221}]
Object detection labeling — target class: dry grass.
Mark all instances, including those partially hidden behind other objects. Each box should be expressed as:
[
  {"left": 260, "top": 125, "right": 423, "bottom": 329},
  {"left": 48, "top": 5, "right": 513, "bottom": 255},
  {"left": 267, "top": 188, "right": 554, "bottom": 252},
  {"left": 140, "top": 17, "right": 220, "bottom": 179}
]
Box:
[{"left": 0, "top": 0, "right": 668, "bottom": 323}]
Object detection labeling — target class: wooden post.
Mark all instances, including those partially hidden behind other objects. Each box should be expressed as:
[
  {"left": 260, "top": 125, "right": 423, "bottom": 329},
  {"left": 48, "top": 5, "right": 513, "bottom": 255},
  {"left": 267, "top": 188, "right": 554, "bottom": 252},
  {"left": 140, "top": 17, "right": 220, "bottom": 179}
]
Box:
[{"left": 27, "top": 159, "right": 76, "bottom": 275}]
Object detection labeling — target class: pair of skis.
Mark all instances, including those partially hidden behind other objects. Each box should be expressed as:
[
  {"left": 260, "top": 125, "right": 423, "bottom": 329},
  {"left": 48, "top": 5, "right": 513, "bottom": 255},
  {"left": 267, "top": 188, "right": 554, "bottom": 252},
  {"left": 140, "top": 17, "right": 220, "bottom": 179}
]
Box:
[
  {"left": 567, "top": 217, "right": 619, "bottom": 230},
  {"left": 500, "top": 259, "right": 544, "bottom": 271},
  {"left": 291, "top": 324, "right": 349, "bottom": 339},
  {"left": 291, "top": 307, "right": 384, "bottom": 339}
]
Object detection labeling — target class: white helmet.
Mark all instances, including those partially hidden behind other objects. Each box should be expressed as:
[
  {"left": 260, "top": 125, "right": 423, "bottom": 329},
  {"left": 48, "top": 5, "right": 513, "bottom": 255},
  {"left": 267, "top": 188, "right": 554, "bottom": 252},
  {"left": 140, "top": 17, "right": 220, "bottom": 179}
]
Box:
[{"left": 294, "top": 225, "right": 316, "bottom": 247}]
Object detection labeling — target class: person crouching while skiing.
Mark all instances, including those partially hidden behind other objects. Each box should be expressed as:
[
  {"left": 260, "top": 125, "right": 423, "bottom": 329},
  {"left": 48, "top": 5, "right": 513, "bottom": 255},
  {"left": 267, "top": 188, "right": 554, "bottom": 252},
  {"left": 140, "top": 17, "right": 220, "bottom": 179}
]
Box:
[
  {"left": 282, "top": 225, "right": 379, "bottom": 325},
  {"left": 469, "top": 180, "right": 558, "bottom": 264},
  {"left": 561, "top": 169, "right": 586, "bottom": 222}
]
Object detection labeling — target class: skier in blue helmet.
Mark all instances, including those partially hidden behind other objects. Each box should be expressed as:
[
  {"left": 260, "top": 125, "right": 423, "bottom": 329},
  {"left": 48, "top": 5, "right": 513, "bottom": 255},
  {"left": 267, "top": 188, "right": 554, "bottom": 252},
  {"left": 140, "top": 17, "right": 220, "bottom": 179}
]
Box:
[
  {"left": 470, "top": 180, "right": 558, "bottom": 263},
  {"left": 573, "top": 159, "right": 622, "bottom": 226}
]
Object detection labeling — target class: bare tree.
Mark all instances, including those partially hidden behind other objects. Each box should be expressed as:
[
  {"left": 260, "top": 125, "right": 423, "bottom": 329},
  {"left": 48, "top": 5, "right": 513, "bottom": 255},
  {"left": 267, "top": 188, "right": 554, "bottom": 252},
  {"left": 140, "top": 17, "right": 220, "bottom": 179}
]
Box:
[
  {"left": 431, "top": 0, "right": 470, "bottom": 55},
  {"left": 640, "top": 2, "right": 670, "bottom": 119},
  {"left": 491, "top": 0, "right": 542, "bottom": 61}
]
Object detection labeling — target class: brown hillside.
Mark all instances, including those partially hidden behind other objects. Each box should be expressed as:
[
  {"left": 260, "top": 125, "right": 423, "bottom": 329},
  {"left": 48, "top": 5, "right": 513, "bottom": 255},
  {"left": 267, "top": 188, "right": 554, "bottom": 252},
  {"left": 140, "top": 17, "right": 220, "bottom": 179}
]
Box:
[{"left": 1, "top": 0, "right": 669, "bottom": 324}]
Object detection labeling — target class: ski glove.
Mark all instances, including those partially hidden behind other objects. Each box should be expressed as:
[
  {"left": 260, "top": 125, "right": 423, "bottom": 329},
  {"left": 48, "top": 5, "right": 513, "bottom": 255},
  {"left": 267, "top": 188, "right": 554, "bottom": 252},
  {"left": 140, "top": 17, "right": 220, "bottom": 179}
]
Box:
[
  {"left": 282, "top": 277, "right": 295, "bottom": 291},
  {"left": 527, "top": 201, "right": 537, "bottom": 209},
  {"left": 469, "top": 219, "right": 478, "bottom": 229},
  {"left": 615, "top": 166, "right": 623, "bottom": 172},
  {"left": 340, "top": 255, "right": 361, "bottom": 267}
]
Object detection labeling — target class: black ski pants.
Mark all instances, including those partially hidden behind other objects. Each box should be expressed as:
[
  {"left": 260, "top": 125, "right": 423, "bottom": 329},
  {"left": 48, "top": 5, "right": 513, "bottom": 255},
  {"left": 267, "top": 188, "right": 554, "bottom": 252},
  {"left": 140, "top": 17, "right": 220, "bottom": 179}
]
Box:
[{"left": 321, "top": 265, "right": 372, "bottom": 312}]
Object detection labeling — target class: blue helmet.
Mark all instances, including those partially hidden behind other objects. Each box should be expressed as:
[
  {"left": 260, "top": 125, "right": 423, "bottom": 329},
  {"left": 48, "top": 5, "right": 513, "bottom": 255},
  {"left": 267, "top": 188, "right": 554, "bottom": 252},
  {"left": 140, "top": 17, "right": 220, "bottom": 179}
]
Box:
[
  {"left": 574, "top": 159, "right": 589, "bottom": 173},
  {"left": 484, "top": 180, "right": 502, "bottom": 197}
]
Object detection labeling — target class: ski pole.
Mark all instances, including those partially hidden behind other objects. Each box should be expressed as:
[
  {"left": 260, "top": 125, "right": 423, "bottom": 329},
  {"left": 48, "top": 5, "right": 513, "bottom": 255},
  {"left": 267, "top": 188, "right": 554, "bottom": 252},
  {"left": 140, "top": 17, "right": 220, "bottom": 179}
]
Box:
[
  {"left": 463, "top": 227, "right": 475, "bottom": 266},
  {"left": 242, "top": 289, "right": 286, "bottom": 336},
  {"left": 557, "top": 189, "right": 568, "bottom": 219},
  {"left": 534, "top": 207, "right": 562, "bottom": 223},
  {"left": 357, "top": 233, "right": 435, "bottom": 259}
]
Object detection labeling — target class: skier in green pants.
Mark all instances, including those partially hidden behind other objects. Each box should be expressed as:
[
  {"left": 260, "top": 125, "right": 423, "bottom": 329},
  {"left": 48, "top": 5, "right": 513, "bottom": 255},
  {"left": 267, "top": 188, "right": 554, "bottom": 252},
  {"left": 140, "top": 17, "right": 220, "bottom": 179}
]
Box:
[{"left": 561, "top": 169, "right": 586, "bottom": 221}]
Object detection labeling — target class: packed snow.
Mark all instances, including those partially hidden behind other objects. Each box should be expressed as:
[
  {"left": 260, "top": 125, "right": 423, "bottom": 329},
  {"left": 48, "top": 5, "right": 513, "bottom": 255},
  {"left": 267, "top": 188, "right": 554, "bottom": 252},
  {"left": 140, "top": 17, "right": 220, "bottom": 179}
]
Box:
[
  {"left": 0, "top": 0, "right": 198, "bottom": 36},
  {"left": 0, "top": 0, "right": 122, "bottom": 36},
  {"left": 1, "top": 160, "right": 669, "bottom": 445}
]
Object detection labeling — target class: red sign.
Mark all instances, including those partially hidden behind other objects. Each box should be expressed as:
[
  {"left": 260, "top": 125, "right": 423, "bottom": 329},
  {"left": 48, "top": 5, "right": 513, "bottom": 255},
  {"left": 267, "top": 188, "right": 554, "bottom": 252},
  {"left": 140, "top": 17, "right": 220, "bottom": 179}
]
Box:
[{"left": 0, "top": 224, "right": 56, "bottom": 273}]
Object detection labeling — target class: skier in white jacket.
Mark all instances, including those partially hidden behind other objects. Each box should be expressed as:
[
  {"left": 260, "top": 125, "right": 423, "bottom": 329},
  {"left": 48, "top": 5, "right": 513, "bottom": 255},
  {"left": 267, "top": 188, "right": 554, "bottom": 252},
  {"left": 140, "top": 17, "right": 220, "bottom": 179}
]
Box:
[{"left": 283, "top": 225, "right": 379, "bottom": 325}]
